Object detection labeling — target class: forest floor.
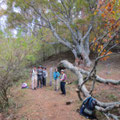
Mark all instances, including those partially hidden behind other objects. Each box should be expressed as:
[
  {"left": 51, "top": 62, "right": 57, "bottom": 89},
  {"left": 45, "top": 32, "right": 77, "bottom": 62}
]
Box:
[{"left": 1, "top": 52, "right": 120, "bottom": 120}]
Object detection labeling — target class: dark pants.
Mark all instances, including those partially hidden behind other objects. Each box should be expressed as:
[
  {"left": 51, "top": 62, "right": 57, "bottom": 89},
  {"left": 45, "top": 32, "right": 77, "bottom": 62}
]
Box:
[
  {"left": 37, "top": 75, "right": 43, "bottom": 88},
  {"left": 43, "top": 78, "right": 46, "bottom": 86},
  {"left": 60, "top": 81, "right": 66, "bottom": 95}
]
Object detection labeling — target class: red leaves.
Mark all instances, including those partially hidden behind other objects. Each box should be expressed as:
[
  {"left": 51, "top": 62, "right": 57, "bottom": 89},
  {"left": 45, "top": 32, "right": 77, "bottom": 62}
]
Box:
[
  {"left": 91, "top": 0, "right": 119, "bottom": 61},
  {"left": 91, "top": 37, "right": 113, "bottom": 61},
  {"left": 100, "top": 0, "right": 120, "bottom": 26},
  {"left": 100, "top": 50, "right": 112, "bottom": 61}
]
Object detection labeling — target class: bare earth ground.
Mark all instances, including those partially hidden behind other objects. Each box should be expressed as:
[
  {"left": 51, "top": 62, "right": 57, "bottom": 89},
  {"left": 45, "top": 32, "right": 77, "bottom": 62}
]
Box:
[
  {"left": 10, "top": 86, "right": 86, "bottom": 120},
  {"left": 2, "top": 53, "right": 120, "bottom": 120}
]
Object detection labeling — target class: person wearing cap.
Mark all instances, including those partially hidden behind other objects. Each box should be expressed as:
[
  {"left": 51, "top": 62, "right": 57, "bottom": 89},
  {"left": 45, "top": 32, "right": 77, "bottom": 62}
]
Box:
[
  {"left": 53, "top": 68, "right": 60, "bottom": 91},
  {"left": 43, "top": 67, "right": 48, "bottom": 86},
  {"left": 60, "top": 69, "right": 67, "bottom": 95},
  {"left": 37, "top": 65, "right": 43, "bottom": 88}
]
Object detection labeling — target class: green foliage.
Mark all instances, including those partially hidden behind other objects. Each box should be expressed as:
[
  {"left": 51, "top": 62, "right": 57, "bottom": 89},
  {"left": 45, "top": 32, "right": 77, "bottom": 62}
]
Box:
[
  {"left": 0, "top": 30, "right": 40, "bottom": 111},
  {"left": 0, "top": 28, "right": 68, "bottom": 111},
  {"left": 26, "top": 55, "right": 36, "bottom": 64},
  {"left": 5, "top": 0, "right": 97, "bottom": 37},
  {"left": 75, "top": 0, "right": 88, "bottom": 11}
]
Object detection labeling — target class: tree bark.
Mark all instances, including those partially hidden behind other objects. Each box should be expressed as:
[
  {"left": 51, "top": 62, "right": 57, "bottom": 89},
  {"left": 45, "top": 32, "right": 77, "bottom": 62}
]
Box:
[
  {"left": 58, "top": 60, "right": 120, "bottom": 120},
  {"left": 81, "top": 51, "right": 92, "bottom": 67},
  {"left": 72, "top": 49, "right": 78, "bottom": 59},
  {"left": 79, "top": 68, "right": 120, "bottom": 85},
  {"left": 76, "top": 44, "right": 92, "bottom": 67}
]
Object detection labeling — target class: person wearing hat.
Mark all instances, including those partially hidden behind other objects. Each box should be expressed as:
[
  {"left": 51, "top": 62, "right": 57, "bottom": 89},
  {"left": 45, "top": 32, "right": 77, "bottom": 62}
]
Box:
[
  {"left": 43, "top": 67, "right": 48, "bottom": 86},
  {"left": 60, "top": 69, "right": 67, "bottom": 95},
  {"left": 37, "top": 65, "right": 43, "bottom": 88}
]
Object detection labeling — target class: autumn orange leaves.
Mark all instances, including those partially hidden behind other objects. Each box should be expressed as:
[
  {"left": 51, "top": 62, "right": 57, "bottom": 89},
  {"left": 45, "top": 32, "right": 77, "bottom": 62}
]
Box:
[{"left": 91, "top": 0, "right": 120, "bottom": 61}]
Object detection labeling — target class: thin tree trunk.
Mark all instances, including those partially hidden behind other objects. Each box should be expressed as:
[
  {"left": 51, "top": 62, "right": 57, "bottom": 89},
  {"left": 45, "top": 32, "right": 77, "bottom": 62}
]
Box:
[{"left": 84, "top": 33, "right": 90, "bottom": 55}]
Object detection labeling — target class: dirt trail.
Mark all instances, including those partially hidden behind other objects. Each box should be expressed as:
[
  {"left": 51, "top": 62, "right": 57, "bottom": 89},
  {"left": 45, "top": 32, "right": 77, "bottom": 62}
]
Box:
[
  {"left": 14, "top": 86, "right": 86, "bottom": 120},
  {"left": 7, "top": 53, "right": 120, "bottom": 120}
]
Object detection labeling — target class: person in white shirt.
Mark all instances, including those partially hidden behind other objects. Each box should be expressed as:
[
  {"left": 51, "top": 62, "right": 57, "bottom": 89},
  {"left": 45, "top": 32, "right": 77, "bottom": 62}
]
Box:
[{"left": 31, "top": 67, "right": 37, "bottom": 90}]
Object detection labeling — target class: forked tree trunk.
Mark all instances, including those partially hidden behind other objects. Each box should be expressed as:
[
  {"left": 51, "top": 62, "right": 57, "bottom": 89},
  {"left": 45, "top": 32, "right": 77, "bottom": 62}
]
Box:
[
  {"left": 72, "top": 44, "right": 92, "bottom": 67},
  {"left": 49, "top": 21, "right": 92, "bottom": 67},
  {"left": 81, "top": 51, "right": 92, "bottom": 67}
]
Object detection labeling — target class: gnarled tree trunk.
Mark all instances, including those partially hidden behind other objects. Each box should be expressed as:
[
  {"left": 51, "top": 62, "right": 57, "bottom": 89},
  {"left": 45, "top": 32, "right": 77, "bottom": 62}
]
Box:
[
  {"left": 58, "top": 60, "right": 120, "bottom": 120},
  {"left": 72, "top": 43, "right": 92, "bottom": 67}
]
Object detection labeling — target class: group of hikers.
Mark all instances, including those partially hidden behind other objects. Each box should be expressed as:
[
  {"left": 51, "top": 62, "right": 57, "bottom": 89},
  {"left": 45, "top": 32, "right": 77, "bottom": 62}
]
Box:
[
  {"left": 30, "top": 65, "right": 98, "bottom": 120},
  {"left": 31, "top": 66, "right": 67, "bottom": 95}
]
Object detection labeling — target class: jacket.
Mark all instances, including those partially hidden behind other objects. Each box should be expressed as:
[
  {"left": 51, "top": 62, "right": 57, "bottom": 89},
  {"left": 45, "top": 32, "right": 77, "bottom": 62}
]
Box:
[{"left": 53, "top": 71, "right": 60, "bottom": 80}]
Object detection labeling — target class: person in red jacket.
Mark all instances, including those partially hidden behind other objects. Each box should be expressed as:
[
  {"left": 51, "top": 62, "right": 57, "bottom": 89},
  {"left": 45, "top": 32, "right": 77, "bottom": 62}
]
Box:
[{"left": 60, "top": 69, "right": 67, "bottom": 95}]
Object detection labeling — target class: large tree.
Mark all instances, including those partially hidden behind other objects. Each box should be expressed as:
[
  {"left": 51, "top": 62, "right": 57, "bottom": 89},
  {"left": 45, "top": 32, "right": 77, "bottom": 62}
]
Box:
[
  {"left": 5, "top": 0, "right": 120, "bottom": 66},
  {"left": 58, "top": 0, "right": 120, "bottom": 119},
  {"left": 5, "top": 0, "right": 103, "bottom": 66},
  {"left": 2, "top": 0, "right": 120, "bottom": 119}
]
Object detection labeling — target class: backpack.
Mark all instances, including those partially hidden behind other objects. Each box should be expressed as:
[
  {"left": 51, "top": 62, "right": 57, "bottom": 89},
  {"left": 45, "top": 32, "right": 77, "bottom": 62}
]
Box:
[
  {"left": 43, "top": 71, "right": 46, "bottom": 78},
  {"left": 38, "top": 69, "right": 43, "bottom": 76},
  {"left": 21, "top": 83, "right": 28, "bottom": 89},
  {"left": 80, "top": 97, "right": 97, "bottom": 119}
]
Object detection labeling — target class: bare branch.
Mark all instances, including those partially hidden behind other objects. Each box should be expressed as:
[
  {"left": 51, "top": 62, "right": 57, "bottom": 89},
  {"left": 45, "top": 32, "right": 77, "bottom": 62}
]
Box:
[
  {"left": 28, "top": 3, "right": 49, "bottom": 23},
  {"left": 60, "top": 0, "right": 68, "bottom": 17},
  {"left": 35, "top": 23, "right": 49, "bottom": 28},
  {"left": 49, "top": 4, "right": 78, "bottom": 44},
  {"left": 104, "top": 113, "right": 111, "bottom": 120},
  {"left": 58, "top": 60, "right": 120, "bottom": 110},
  {"left": 79, "top": 68, "right": 120, "bottom": 85},
  {"left": 89, "top": 74, "right": 96, "bottom": 94},
  {"left": 82, "top": 25, "right": 92, "bottom": 41},
  {"left": 49, "top": 2, "right": 67, "bottom": 19},
  {"left": 107, "top": 113, "right": 120, "bottom": 120},
  {"left": 49, "top": 23, "right": 73, "bottom": 49},
  {"left": 98, "top": 33, "right": 117, "bottom": 56}
]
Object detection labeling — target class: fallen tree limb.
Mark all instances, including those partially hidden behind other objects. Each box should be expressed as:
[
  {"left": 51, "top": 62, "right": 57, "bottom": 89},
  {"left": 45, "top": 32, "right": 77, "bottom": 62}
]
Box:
[
  {"left": 58, "top": 60, "right": 90, "bottom": 97},
  {"left": 58, "top": 60, "right": 120, "bottom": 120},
  {"left": 79, "top": 68, "right": 120, "bottom": 85},
  {"left": 107, "top": 113, "right": 120, "bottom": 120}
]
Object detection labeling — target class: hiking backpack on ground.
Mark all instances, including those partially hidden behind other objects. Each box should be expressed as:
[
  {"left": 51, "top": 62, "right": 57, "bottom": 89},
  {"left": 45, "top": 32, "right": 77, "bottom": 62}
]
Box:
[{"left": 80, "top": 96, "right": 97, "bottom": 119}]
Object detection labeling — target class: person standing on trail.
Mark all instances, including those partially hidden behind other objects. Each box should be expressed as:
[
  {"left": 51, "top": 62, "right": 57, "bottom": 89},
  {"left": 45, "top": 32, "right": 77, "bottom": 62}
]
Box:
[
  {"left": 43, "top": 67, "right": 48, "bottom": 86},
  {"left": 31, "top": 67, "right": 37, "bottom": 90},
  {"left": 60, "top": 69, "right": 67, "bottom": 95},
  {"left": 37, "top": 65, "right": 43, "bottom": 88},
  {"left": 49, "top": 67, "right": 53, "bottom": 86},
  {"left": 53, "top": 68, "right": 60, "bottom": 91}
]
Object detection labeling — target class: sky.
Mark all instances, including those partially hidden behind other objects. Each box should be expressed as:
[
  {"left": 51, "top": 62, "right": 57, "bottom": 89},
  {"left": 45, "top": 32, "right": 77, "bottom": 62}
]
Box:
[
  {"left": 0, "top": 0, "right": 20, "bottom": 36},
  {"left": 0, "top": 0, "right": 7, "bottom": 31}
]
